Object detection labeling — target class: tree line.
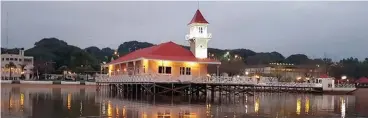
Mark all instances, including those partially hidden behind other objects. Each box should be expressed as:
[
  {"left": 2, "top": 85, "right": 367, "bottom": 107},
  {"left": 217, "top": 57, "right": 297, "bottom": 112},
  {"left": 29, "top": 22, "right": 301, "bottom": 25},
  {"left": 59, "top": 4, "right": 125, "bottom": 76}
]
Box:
[{"left": 2, "top": 37, "right": 367, "bottom": 79}]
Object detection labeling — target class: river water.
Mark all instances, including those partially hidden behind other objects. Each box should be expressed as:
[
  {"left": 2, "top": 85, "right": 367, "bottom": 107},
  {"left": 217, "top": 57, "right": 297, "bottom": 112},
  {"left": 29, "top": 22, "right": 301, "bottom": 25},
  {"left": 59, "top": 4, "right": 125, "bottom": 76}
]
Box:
[{"left": 1, "top": 84, "right": 368, "bottom": 118}]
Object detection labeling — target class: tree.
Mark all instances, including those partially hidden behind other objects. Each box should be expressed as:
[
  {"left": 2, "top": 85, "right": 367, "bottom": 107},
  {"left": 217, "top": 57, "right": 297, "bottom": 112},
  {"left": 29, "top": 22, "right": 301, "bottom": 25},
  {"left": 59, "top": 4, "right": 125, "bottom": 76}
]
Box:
[
  {"left": 286, "top": 54, "right": 310, "bottom": 65},
  {"left": 5, "top": 62, "right": 17, "bottom": 80}
]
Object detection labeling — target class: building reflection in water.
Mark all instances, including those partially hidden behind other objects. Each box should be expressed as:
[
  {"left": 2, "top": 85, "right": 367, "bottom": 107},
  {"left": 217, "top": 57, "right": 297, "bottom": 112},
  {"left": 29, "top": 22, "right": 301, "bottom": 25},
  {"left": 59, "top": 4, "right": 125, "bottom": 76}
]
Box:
[
  {"left": 296, "top": 97, "right": 301, "bottom": 115},
  {"left": 341, "top": 97, "right": 346, "bottom": 118},
  {"left": 67, "top": 93, "right": 71, "bottom": 110},
  {"left": 254, "top": 96, "right": 260, "bottom": 114},
  {"left": 107, "top": 100, "right": 112, "bottom": 117},
  {"left": 1, "top": 85, "right": 365, "bottom": 118},
  {"left": 305, "top": 96, "right": 310, "bottom": 114}
]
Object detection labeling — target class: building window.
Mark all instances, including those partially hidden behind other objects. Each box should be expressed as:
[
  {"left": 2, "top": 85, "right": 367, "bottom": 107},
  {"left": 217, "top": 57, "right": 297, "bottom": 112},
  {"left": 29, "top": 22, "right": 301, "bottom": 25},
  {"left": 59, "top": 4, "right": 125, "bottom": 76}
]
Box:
[
  {"left": 165, "top": 67, "right": 171, "bottom": 74},
  {"left": 198, "top": 27, "right": 203, "bottom": 34},
  {"left": 180, "top": 67, "right": 191, "bottom": 75},
  {"left": 19, "top": 59, "right": 22, "bottom": 61},
  {"left": 6, "top": 58, "right": 9, "bottom": 61},
  {"left": 180, "top": 67, "right": 185, "bottom": 75},
  {"left": 10, "top": 58, "right": 13, "bottom": 61},
  {"left": 15, "top": 58, "right": 18, "bottom": 61},
  {"left": 185, "top": 67, "right": 191, "bottom": 75},
  {"left": 158, "top": 66, "right": 172, "bottom": 74},
  {"left": 24, "top": 59, "right": 31, "bottom": 62}
]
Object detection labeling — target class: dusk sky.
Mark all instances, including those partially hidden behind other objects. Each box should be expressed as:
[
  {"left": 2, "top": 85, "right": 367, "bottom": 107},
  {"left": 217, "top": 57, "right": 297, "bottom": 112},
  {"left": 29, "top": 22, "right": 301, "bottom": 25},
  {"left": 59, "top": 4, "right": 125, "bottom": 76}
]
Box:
[{"left": 1, "top": 1, "right": 367, "bottom": 61}]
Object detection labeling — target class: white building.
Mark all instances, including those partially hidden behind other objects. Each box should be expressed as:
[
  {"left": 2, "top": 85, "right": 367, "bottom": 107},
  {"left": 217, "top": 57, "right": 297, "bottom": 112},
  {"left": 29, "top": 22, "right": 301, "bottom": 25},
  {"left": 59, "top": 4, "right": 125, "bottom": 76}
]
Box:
[{"left": 1, "top": 48, "right": 34, "bottom": 80}]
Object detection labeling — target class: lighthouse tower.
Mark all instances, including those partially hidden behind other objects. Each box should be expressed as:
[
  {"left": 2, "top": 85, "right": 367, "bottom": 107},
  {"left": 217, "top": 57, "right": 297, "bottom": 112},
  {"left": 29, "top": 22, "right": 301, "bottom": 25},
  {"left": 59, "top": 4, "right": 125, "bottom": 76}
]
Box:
[{"left": 186, "top": 9, "right": 212, "bottom": 59}]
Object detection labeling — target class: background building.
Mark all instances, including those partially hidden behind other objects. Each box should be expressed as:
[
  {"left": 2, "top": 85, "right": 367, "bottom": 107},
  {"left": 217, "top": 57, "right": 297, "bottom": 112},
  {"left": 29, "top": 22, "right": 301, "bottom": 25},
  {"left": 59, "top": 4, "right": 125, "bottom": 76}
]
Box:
[
  {"left": 243, "top": 63, "right": 326, "bottom": 81},
  {"left": 1, "top": 48, "right": 34, "bottom": 80}
]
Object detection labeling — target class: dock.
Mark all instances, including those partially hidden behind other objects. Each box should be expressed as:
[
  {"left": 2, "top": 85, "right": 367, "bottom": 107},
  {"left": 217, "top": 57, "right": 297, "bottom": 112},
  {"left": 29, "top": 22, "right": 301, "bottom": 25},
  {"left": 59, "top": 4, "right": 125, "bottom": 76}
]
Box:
[{"left": 96, "top": 75, "right": 324, "bottom": 98}]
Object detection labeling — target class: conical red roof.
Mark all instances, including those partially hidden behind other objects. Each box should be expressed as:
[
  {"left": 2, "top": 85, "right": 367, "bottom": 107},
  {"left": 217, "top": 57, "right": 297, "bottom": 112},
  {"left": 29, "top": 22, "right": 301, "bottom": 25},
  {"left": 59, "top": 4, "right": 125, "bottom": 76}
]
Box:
[{"left": 188, "top": 9, "right": 209, "bottom": 25}]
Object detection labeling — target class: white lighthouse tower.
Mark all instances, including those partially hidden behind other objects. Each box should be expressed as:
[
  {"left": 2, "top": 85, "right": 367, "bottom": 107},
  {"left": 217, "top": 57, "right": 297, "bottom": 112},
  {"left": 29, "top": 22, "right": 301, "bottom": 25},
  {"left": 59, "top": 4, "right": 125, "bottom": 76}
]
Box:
[{"left": 186, "top": 9, "right": 212, "bottom": 59}]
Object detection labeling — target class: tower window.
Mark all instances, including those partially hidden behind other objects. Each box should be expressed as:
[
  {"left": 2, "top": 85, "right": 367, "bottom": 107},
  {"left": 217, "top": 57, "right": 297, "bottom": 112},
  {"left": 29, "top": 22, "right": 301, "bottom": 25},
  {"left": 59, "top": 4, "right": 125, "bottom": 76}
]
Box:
[{"left": 198, "top": 27, "right": 203, "bottom": 34}]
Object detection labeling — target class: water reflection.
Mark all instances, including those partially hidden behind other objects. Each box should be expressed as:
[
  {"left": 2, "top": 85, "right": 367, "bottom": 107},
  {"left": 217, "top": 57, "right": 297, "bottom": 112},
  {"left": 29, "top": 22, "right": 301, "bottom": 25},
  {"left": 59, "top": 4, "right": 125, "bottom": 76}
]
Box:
[
  {"left": 296, "top": 97, "right": 301, "bottom": 115},
  {"left": 305, "top": 96, "right": 310, "bottom": 114},
  {"left": 1, "top": 85, "right": 368, "bottom": 118}
]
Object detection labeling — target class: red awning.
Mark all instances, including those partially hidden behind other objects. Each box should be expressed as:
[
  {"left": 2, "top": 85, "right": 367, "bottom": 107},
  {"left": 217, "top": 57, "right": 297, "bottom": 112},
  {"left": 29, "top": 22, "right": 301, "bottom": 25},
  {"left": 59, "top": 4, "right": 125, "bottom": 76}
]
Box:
[
  {"left": 107, "top": 41, "right": 220, "bottom": 65},
  {"left": 356, "top": 77, "right": 368, "bottom": 84}
]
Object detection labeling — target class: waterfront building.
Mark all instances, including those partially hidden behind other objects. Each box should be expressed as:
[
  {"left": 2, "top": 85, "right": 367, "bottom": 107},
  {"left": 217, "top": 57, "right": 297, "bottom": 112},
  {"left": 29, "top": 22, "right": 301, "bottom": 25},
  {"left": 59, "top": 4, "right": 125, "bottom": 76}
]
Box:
[
  {"left": 243, "top": 63, "right": 325, "bottom": 80},
  {"left": 1, "top": 48, "right": 34, "bottom": 80},
  {"left": 104, "top": 9, "right": 221, "bottom": 78}
]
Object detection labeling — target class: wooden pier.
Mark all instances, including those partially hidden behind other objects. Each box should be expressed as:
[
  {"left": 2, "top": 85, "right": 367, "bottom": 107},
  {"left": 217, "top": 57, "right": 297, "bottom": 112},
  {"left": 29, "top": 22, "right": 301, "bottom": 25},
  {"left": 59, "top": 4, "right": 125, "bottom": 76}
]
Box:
[{"left": 96, "top": 75, "right": 324, "bottom": 98}]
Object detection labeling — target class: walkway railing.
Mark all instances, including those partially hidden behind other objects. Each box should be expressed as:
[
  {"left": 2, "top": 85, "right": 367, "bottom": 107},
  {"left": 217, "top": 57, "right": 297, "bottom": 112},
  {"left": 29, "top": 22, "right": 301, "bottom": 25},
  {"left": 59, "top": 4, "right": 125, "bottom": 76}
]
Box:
[{"left": 96, "top": 75, "right": 323, "bottom": 88}]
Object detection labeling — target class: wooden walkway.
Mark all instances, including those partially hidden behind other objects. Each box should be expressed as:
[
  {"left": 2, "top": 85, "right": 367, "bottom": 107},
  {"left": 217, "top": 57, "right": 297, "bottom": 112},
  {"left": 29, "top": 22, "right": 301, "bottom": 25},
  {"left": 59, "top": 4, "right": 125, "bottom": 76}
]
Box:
[{"left": 96, "top": 75, "right": 324, "bottom": 98}]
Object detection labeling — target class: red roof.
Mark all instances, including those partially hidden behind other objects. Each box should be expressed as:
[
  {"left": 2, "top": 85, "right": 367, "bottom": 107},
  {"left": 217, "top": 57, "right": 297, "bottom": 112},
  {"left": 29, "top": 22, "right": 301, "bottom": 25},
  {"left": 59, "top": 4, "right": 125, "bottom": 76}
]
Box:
[
  {"left": 108, "top": 41, "right": 220, "bottom": 65},
  {"left": 188, "top": 9, "right": 209, "bottom": 25},
  {"left": 356, "top": 77, "right": 368, "bottom": 83},
  {"left": 320, "top": 74, "right": 329, "bottom": 78}
]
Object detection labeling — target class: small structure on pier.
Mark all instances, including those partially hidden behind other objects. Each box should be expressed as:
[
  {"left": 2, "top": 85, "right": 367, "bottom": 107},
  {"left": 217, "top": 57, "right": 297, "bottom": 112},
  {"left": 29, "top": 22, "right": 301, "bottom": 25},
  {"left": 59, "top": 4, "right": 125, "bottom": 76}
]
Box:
[{"left": 104, "top": 9, "right": 221, "bottom": 79}]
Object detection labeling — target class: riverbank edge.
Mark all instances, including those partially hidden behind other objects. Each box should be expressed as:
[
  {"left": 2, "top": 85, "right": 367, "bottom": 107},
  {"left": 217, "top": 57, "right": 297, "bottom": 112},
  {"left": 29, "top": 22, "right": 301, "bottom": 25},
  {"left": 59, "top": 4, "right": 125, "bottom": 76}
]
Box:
[{"left": 0, "top": 80, "right": 96, "bottom": 85}]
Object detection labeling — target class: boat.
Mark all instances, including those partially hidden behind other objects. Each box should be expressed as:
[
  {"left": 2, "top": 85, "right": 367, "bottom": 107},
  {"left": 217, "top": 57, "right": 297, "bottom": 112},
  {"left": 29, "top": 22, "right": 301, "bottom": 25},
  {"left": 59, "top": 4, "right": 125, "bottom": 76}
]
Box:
[{"left": 315, "top": 77, "right": 356, "bottom": 94}]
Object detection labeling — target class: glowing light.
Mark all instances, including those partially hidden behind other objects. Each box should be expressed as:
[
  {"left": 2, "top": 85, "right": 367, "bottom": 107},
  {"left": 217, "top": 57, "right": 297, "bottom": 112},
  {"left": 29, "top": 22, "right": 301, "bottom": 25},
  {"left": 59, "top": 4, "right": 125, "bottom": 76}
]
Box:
[
  {"left": 245, "top": 71, "right": 249, "bottom": 76},
  {"left": 206, "top": 74, "right": 211, "bottom": 77},
  {"left": 143, "top": 112, "right": 148, "bottom": 118},
  {"left": 67, "top": 93, "right": 71, "bottom": 110},
  {"left": 254, "top": 97, "right": 259, "bottom": 113},
  {"left": 185, "top": 62, "right": 198, "bottom": 67},
  {"left": 108, "top": 65, "right": 114, "bottom": 75},
  {"left": 341, "top": 75, "right": 347, "bottom": 80},
  {"left": 306, "top": 77, "right": 310, "bottom": 80},
  {"left": 254, "top": 75, "right": 260, "bottom": 79},
  {"left": 123, "top": 68, "right": 127, "bottom": 72},
  {"left": 157, "top": 60, "right": 172, "bottom": 66},
  {"left": 305, "top": 97, "right": 310, "bottom": 114},
  {"left": 296, "top": 98, "right": 301, "bottom": 115},
  {"left": 296, "top": 77, "right": 302, "bottom": 80},
  {"left": 142, "top": 59, "right": 148, "bottom": 67}
]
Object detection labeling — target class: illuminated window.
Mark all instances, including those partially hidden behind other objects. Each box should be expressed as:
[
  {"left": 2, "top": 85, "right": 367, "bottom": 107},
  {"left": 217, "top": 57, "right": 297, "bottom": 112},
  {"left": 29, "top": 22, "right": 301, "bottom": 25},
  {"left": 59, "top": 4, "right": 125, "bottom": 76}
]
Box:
[
  {"left": 185, "top": 67, "right": 191, "bottom": 75},
  {"left": 180, "top": 67, "right": 185, "bottom": 75},
  {"left": 180, "top": 67, "right": 191, "bottom": 75},
  {"left": 199, "top": 27, "right": 203, "bottom": 33},
  {"left": 158, "top": 66, "right": 172, "bottom": 74}
]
